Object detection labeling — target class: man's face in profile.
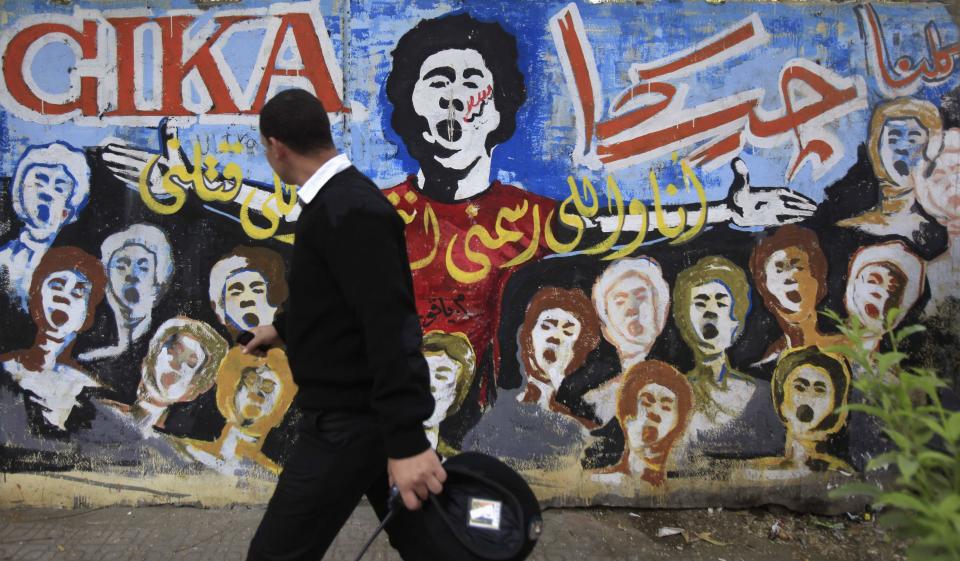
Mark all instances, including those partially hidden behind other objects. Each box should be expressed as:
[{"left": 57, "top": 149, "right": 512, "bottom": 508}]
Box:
[{"left": 411, "top": 48, "right": 501, "bottom": 171}]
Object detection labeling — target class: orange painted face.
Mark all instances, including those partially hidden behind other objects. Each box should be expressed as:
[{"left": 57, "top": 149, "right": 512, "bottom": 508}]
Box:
[
  {"left": 763, "top": 247, "right": 818, "bottom": 321},
  {"left": 603, "top": 271, "right": 659, "bottom": 350},
  {"left": 626, "top": 383, "right": 679, "bottom": 447}
]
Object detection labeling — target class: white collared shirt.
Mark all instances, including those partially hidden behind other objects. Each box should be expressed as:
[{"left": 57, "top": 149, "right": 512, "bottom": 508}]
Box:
[{"left": 297, "top": 153, "right": 353, "bottom": 204}]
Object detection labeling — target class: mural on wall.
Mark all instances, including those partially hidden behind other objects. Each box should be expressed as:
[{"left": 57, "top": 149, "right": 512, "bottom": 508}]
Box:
[{"left": 1, "top": 0, "right": 959, "bottom": 508}]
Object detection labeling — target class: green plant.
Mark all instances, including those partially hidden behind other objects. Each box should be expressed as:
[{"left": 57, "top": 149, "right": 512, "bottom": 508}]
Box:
[{"left": 823, "top": 309, "right": 960, "bottom": 561}]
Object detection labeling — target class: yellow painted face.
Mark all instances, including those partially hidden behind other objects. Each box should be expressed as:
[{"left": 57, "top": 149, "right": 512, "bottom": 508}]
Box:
[
  {"left": 780, "top": 365, "right": 834, "bottom": 439},
  {"left": 235, "top": 365, "right": 281, "bottom": 426}
]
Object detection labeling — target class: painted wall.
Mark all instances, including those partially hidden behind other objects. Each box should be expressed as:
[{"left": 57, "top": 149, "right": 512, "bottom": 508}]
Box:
[{"left": 1, "top": 0, "right": 958, "bottom": 510}]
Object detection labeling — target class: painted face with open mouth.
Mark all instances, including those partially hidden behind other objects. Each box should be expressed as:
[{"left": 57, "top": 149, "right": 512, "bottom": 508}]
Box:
[
  {"left": 21, "top": 163, "right": 75, "bottom": 239},
  {"left": 880, "top": 118, "right": 929, "bottom": 188},
  {"left": 626, "top": 383, "right": 678, "bottom": 447},
  {"left": 530, "top": 307, "right": 582, "bottom": 386},
  {"left": 850, "top": 262, "right": 905, "bottom": 332},
  {"left": 224, "top": 270, "right": 277, "bottom": 331},
  {"left": 412, "top": 48, "right": 501, "bottom": 171},
  {"left": 40, "top": 269, "right": 91, "bottom": 337},
  {"left": 781, "top": 365, "right": 834, "bottom": 439},
  {"left": 764, "top": 248, "right": 816, "bottom": 319},
  {"left": 688, "top": 281, "right": 738, "bottom": 355},
  {"left": 603, "top": 271, "right": 659, "bottom": 350},
  {"left": 153, "top": 333, "right": 206, "bottom": 402},
  {"left": 108, "top": 243, "right": 158, "bottom": 319}
]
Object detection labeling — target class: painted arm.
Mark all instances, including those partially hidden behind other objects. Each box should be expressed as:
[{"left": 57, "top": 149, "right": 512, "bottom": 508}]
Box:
[{"left": 587, "top": 158, "right": 817, "bottom": 234}]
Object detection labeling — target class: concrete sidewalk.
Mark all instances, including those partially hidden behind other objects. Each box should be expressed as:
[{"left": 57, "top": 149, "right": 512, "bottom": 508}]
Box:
[{"left": 0, "top": 504, "right": 903, "bottom": 561}]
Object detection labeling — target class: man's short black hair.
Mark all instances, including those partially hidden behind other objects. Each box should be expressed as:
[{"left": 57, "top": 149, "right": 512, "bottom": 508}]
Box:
[
  {"left": 386, "top": 13, "right": 526, "bottom": 161},
  {"left": 259, "top": 88, "right": 334, "bottom": 153}
]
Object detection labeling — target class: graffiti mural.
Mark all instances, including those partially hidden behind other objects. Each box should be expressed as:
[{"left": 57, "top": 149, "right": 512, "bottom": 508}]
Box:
[{"left": 1, "top": 0, "right": 959, "bottom": 510}]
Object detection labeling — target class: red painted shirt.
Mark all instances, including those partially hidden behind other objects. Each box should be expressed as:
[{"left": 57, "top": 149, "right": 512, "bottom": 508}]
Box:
[{"left": 383, "top": 177, "right": 558, "bottom": 362}]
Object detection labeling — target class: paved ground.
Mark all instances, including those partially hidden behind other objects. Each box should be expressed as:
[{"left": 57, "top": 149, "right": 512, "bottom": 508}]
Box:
[{"left": 0, "top": 504, "right": 905, "bottom": 561}]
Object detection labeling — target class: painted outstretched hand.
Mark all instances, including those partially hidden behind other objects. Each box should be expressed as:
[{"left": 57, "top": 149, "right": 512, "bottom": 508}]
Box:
[
  {"left": 726, "top": 158, "right": 818, "bottom": 228},
  {"left": 101, "top": 118, "right": 191, "bottom": 197}
]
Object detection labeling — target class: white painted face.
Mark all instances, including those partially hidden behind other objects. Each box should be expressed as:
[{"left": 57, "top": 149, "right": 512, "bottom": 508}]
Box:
[
  {"left": 763, "top": 248, "right": 816, "bottom": 316},
  {"left": 880, "top": 118, "right": 929, "bottom": 187},
  {"left": 531, "top": 307, "right": 582, "bottom": 385},
  {"left": 152, "top": 333, "right": 207, "bottom": 402},
  {"left": 224, "top": 270, "right": 277, "bottom": 331},
  {"left": 916, "top": 129, "right": 960, "bottom": 231},
  {"left": 688, "top": 281, "right": 738, "bottom": 355},
  {"left": 625, "top": 383, "right": 679, "bottom": 448},
  {"left": 108, "top": 243, "right": 158, "bottom": 320},
  {"left": 235, "top": 366, "right": 281, "bottom": 425},
  {"left": 603, "top": 272, "right": 659, "bottom": 351},
  {"left": 19, "top": 164, "right": 75, "bottom": 239},
  {"left": 40, "top": 269, "right": 91, "bottom": 337},
  {"left": 425, "top": 351, "right": 460, "bottom": 427},
  {"left": 412, "top": 48, "right": 501, "bottom": 170},
  {"left": 781, "top": 365, "right": 835, "bottom": 439},
  {"left": 850, "top": 263, "right": 902, "bottom": 332}
]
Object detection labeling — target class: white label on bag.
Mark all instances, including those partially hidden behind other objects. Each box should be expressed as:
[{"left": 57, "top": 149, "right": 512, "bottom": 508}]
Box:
[{"left": 468, "top": 498, "right": 502, "bottom": 530}]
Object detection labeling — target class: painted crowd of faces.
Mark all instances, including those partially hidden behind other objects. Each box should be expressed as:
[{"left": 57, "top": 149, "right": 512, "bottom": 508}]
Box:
[
  {"left": 0, "top": 157, "right": 299, "bottom": 475},
  {"left": 464, "top": 232, "right": 920, "bottom": 486},
  {"left": 2, "top": 79, "right": 959, "bottom": 491}
]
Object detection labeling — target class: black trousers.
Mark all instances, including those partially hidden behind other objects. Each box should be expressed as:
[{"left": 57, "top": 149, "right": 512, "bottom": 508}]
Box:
[{"left": 247, "top": 410, "right": 427, "bottom": 561}]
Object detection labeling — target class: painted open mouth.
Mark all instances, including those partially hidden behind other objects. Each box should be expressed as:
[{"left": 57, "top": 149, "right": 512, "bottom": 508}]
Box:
[
  {"left": 700, "top": 322, "right": 719, "bottom": 340},
  {"left": 865, "top": 303, "right": 881, "bottom": 320},
  {"left": 436, "top": 118, "right": 463, "bottom": 143},
  {"left": 50, "top": 309, "right": 69, "bottom": 327},
  {"left": 124, "top": 286, "right": 141, "bottom": 304},
  {"left": 893, "top": 160, "right": 909, "bottom": 177},
  {"left": 242, "top": 313, "right": 259, "bottom": 327},
  {"left": 796, "top": 404, "right": 814, "bottom": 423},
  {"left": 786, "top": 290, "right": 802, "bottom": 304},
  {"left": 541, "top": 348, "right": 557, "bottom": 364}
]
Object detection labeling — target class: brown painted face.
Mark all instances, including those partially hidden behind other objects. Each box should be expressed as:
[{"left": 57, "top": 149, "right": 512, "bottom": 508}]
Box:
[
  {"left": 849, "top": 262, "right": 906, "bottom": 332},
  {"left": 763, "top": 247, "right": 817, "bottom": 321},
  {"left": 625, "top": 383, "right": 679, "bottom": 447}
]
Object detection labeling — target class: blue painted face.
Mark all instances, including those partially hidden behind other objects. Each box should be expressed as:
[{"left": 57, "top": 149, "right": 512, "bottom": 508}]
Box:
[{"left": 879, "top": 118, "right": 929, "bottom": 186}]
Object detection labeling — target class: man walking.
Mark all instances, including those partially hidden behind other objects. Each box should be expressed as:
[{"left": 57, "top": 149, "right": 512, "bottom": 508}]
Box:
[{"left": 243, "top": 88, "right": 445, "bottom": 561}]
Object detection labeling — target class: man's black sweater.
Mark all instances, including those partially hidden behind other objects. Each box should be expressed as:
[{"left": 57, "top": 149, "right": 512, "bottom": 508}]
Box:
[{"left": 273, "top": 166, "right": 433, "bottom": 459}]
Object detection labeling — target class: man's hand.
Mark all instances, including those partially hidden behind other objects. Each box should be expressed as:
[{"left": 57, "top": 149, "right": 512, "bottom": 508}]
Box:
[
  {"left": 240, "top": 325, "right": 282, "bottom": 356},
  {"left": 727, "top": 158, "right": 818, "bottom": 227},
  {"left": 387, "top": 448, "right": 446, "bottom": 511}
]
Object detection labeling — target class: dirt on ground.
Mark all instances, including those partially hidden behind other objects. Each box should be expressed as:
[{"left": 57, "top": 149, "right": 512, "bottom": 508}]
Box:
[{"left": 564, "top": 505, "right": 907, "bottom": 561}]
